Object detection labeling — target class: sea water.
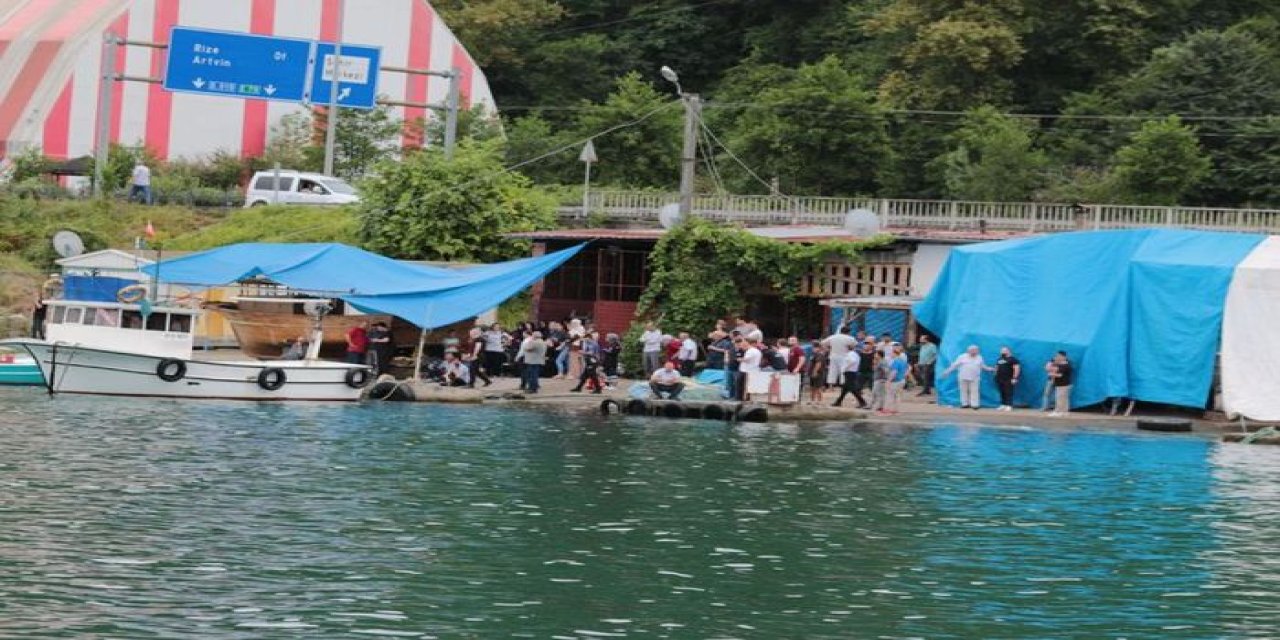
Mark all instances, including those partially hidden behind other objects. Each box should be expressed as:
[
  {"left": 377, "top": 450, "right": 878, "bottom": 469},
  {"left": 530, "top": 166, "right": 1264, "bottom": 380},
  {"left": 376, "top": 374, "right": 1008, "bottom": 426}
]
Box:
[{"left": 1, "top": 388, "right": 1278, "bottom": 638}]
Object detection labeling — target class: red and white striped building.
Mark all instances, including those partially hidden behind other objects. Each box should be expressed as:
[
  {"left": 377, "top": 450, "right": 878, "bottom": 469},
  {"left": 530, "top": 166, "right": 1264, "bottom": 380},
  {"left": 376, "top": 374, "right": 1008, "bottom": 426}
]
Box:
[{"left": 0, "top": 0, "right": 494, "bottom": 161}]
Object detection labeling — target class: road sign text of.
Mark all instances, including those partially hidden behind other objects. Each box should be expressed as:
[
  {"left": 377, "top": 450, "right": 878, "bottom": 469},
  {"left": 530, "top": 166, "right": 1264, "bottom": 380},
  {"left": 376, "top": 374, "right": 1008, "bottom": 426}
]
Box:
[
  {"left": 310, "top": 42, "right": 382, "bottom": 110},
  {"left": 163, "top": 27, "right": 314, "bottom": 103}
]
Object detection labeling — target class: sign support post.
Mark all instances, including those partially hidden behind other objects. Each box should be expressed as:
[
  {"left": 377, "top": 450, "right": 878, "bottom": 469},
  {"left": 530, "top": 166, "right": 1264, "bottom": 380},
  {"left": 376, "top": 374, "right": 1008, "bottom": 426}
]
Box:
[
  {"left": 93, "top": 33, "right": 119, "bottom": 198},
  {"left": 322, "top": 0, "right": 345, "bottom": 176}
]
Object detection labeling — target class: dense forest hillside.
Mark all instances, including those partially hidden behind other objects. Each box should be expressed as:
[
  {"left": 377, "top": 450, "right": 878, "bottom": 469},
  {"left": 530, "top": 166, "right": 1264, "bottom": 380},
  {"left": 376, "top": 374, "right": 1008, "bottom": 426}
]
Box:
[{"left": 436, "top": 0, "right": 1280, "bottom": 207}]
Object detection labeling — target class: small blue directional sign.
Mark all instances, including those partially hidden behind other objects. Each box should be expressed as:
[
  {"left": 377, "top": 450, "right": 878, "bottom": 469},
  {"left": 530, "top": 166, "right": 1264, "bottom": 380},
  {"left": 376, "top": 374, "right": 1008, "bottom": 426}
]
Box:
[
  {"left": 164, "top": 27, "right": 315, "bottom": 103},
  {"left": 309, "top": 42, "right": 382, "bottom": 110}
]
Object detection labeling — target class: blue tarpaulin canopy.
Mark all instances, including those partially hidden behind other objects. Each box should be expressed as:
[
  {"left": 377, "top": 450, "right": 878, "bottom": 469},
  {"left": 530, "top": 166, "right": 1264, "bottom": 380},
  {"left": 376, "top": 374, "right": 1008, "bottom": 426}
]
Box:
[
  {"left": 914, "top": 229, "right": 1264, "bottom": 410},
  {"left": 142, "top": 242, "right": 586, "bottom": 329}
]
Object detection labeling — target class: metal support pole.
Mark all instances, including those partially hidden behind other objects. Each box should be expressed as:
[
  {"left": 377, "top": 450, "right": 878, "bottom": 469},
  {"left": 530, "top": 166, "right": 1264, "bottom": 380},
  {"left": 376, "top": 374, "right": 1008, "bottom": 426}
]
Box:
[
  {"left": 272, "top": 163, "right": 281, "bottom": 204},
  {"left": 582, "top": 160, "right": 592, "bottom": 220},
  {"left": 93, "top": 34, "right": 119, "bottom": 198},
  {"left": 678, "top": 93, "right": 701, "bottom": 218},
  {"left": 443, "top": 67, "right": 461, "bottom": 160},
  {"left": 322, "top": 0, "right": 345, "bottom": 176}
]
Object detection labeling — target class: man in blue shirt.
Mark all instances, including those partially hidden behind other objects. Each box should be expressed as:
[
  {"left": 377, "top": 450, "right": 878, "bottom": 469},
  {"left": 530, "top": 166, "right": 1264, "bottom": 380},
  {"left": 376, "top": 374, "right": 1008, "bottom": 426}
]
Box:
[
  {"left": 916, "top": 335, "right": 938, "bottom": 396},
  {"left": 882, "top": 344, "right": 910, "bottom": 415}
]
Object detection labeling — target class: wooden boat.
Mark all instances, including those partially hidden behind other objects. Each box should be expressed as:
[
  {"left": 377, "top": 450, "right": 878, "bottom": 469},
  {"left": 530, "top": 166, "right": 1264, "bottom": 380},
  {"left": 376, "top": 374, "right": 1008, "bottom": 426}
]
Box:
[
  {"left": 213, "top": 295, "right": 480, "bottom": 360},
  {"left": 213, "top": 301, "right": 398, "bottom": 359}
]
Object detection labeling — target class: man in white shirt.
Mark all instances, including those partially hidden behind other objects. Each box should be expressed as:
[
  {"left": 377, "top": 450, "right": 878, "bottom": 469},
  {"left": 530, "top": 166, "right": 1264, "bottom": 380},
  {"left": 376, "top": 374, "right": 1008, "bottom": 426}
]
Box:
[
  {"left": 676, "top": 331, "right": 698, "bottom": 376},
  {"left": 735, "top": 337, "right": 764, "bottom": 401},
  {"left": 129, "top": 162, "right": 152, "bottom": 205},
  {"left": 822, "top": 326, "right": 858, "bottom": 387},
  {"left": 942, "top": 344, "right": 996, "bottom": 409},
  {"left": 640, "top": 322, "right": 664, "bottom": 376},
  {"left": 480, "top": 323, "right": 509, "bottom": 378},
  {"left": 832, "top": 348, "right": 867, "bottom": 408},
  {"left": 650, "top": 361, "right": 685, "bottom": 400}
]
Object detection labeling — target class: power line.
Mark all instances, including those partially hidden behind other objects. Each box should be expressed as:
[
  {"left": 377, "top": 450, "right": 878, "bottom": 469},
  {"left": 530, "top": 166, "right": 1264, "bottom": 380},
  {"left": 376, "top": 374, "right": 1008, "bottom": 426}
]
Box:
[{"left": 708, "top": 101, "right": 1279, "bottom": 123}]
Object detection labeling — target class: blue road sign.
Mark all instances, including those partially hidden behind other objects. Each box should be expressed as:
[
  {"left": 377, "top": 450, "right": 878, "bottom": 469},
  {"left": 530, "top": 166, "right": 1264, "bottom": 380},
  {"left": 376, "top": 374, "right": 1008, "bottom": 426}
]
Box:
[
  {"left": 310, "top": 42, "right": 382, "bottom": 110},
  {"left": 164, "top": 27, "right": 315, "bottom": 103}
]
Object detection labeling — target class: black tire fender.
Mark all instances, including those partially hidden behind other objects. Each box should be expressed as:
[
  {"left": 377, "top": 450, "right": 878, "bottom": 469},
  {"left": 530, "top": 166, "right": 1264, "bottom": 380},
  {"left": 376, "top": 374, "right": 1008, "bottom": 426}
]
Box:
[
  {"left": 703, "top": 404, "right": 728, "bottom": 421},
  {"left": 257, "top": 367, "right": 287, "bottom": 391},
  {"left": 344, "top": 367, "right": 372, "bottom": 389},
  {"left": 156, "top": 358, "right": 187, "bottom": 382},
  {"left": 625, "top": 399, "right": 648, "bottom": 416}
]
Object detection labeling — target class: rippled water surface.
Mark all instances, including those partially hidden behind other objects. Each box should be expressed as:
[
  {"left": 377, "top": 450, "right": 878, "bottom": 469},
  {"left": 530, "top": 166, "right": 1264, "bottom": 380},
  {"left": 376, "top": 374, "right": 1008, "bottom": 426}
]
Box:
[{"left": 3, "top": 388, "right": 1280, "bottom": 638}]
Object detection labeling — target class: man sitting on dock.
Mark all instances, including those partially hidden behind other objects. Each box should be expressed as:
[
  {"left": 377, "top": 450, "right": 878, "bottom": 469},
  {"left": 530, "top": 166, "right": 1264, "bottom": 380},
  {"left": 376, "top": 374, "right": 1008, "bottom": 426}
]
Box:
[
  {"left": 442, "top": 352, "right": 472, "bottom": 387},
  {"left": 650, "top": 361, "right": 685, "bottom": 400}
]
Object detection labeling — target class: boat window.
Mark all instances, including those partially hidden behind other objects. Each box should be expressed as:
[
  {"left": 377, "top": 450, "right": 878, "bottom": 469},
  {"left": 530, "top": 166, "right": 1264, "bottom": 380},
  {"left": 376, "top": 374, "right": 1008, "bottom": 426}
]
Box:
[
  {"left": 146, "top": 313, "right": 168, "bottom": 332},
  {"left": 51, "top": 306, "right": 66, "bottom": 324},
  {"left": 122, "top": 310, "right": 144, "bottom": 329},
  {"left": 168, "top": 314, "right": 192, "bottom": 334},
  {"left": 64, "top": 307, "right": 84, "bottom": 325},
  {"left": 91, "top": 307, "right": 120, "bottom": 327}
]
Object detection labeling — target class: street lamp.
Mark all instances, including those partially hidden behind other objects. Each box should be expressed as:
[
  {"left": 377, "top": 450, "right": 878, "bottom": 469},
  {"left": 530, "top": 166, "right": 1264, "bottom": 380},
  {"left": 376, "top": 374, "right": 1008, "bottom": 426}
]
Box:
[
  {"left": 661, "top": 65, "right": 699, "bottom": 218},
  {"left": 660, "top": 65, "right": 683, "bottom": 96}
]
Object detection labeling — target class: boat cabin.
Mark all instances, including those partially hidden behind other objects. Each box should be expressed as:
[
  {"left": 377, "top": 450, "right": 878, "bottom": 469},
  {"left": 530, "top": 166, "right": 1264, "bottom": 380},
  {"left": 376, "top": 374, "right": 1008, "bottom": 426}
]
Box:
[{"left": 44, "top": 300, "right": 197, "bottom": 359}]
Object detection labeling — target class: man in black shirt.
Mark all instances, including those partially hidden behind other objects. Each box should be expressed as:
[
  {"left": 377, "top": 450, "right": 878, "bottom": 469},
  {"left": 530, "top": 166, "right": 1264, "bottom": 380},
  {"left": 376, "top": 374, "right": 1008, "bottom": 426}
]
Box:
[
  {"left": 1049, "top": 351, "right": 1074, "bottom": 416},
  {"left": 994, "top": 346, "right": 1021, "bottom": 411}
]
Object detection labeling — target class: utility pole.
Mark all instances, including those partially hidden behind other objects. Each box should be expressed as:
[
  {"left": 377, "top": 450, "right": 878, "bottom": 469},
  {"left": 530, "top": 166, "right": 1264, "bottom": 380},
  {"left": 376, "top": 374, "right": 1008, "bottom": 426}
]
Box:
[
  {"left": 678, "top": 93, "right": 701, "bottom": 218},
  {"left": 93, "top": 33, "right": 119, "bottom": 198},
  {"left": 322, "top": 0, "right": 345, "bottom": 176},
  {"left": 443, "top": 67, "right": 461, "bottom": 160}
]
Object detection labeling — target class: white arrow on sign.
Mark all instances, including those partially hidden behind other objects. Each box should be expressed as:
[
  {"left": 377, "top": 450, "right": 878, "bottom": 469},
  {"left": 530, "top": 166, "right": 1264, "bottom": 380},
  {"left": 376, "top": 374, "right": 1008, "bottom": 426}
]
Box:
[
  {"left": 338, "top": 87, "right": 352, "bottom": 102},
  {"left": 193, "top": 77, "right": 206, "bottom": 89},
  {"left": 265, "top": 84, "right": 277, "bottom": 96}
]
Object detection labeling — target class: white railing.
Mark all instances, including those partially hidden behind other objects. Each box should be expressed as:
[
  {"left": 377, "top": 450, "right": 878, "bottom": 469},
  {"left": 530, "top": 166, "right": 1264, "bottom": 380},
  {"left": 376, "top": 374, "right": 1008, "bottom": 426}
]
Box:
[{"left": 563, "top": 191, "right": 1280, "bottom": 234}]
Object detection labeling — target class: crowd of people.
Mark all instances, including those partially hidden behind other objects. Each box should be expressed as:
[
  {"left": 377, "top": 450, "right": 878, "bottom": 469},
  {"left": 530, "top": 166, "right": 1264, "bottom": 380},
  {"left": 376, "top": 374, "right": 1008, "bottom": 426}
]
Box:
[{"left": 347, "top": 312, "right": 1076, "bottom": 414}]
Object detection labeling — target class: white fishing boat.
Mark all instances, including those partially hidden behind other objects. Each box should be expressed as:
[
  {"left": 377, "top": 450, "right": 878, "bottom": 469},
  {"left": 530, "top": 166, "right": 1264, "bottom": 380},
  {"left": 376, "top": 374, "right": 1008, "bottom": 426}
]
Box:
[{"left": 1, "top": 299, "right": 372, "bottom": 401}]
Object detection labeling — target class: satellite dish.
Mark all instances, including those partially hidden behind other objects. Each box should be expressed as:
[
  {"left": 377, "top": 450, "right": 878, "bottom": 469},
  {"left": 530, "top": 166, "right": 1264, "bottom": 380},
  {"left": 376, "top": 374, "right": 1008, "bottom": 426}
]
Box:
[
  {"left": 52, "top": 230, "right": 85, "bottom": 259},
  {"left": 302, "top": 300, "right": 334, "bottom": 319},
  {"left": 658, "top": 203, "right": 683, "bottom": 229},
  {"left": 843, "top": 208, "right": 882, "bottom": 237}
]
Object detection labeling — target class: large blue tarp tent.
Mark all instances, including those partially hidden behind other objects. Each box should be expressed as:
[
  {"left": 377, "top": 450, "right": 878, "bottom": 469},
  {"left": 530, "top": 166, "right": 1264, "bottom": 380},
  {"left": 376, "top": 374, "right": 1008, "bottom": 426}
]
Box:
[
  {"left": 142, "top": 242, "right": 586, "bottom": 329},
  {"left": 914, "top": 229, "right": 1264, "bottom": 410}
]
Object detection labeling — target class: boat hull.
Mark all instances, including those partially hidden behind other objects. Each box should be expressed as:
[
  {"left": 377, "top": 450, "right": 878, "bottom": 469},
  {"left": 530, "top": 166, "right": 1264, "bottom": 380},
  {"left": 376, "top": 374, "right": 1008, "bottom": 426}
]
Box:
[{"left": 5, "top": 340, "right": 370, "bottom": 401}]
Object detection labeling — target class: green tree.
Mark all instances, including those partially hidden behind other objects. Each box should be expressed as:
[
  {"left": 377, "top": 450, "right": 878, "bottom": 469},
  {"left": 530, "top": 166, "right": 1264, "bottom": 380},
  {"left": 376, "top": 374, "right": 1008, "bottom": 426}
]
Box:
[
  {"left": 262, "top": 112, "right": 319, "bottom": 171},
  {"left": 936, "top": 106, "right": 1047, "bottom": 201},
  {"left": 717, "top": 56, "right": 891, "bottom": 196},
  {"left": 867, "top": 0, "right": 1027, "bottom": 109},
  {"left": 571, "top": 72, "right": 681, "bottom": 188},
  {"left": 624, "top": 216, "right": 889, "bottom": 367},
  {"left": 309, "top": 104, "right": 405, "bottom": 179},
  {"left": 357, "top": 141, "right": 556, "bottom": 262},
  {"left": 1110, "top": 116, "right": 1210, "bottom": 205}
]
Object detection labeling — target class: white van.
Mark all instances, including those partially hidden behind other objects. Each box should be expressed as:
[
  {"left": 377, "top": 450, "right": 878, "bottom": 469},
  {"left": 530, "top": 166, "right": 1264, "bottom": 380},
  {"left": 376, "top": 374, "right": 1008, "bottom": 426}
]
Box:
[{"left": 244, "top": 170, "right": 360, "bottom": 207}]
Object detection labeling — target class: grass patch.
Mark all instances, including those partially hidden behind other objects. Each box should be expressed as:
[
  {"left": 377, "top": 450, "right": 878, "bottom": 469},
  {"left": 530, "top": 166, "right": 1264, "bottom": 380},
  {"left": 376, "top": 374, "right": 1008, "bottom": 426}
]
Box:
[{"left": 166, "top": 205, "right": 358, "bottom": 250}]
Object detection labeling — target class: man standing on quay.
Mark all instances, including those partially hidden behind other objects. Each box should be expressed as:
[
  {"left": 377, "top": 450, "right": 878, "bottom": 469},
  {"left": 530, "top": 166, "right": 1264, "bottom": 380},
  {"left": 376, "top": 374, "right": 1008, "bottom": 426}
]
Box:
[
  {"left": 640, "top": 322, "right": 664, "bottom": 376},
  {"left": 916, "top": 335, "right": 937, "bottom": 396},
  {"left": 942, "top": 345, "right": 995, "bottom": 409},
  {"left": 520, "top": 331, "right": 547, "bottom": 394}
]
